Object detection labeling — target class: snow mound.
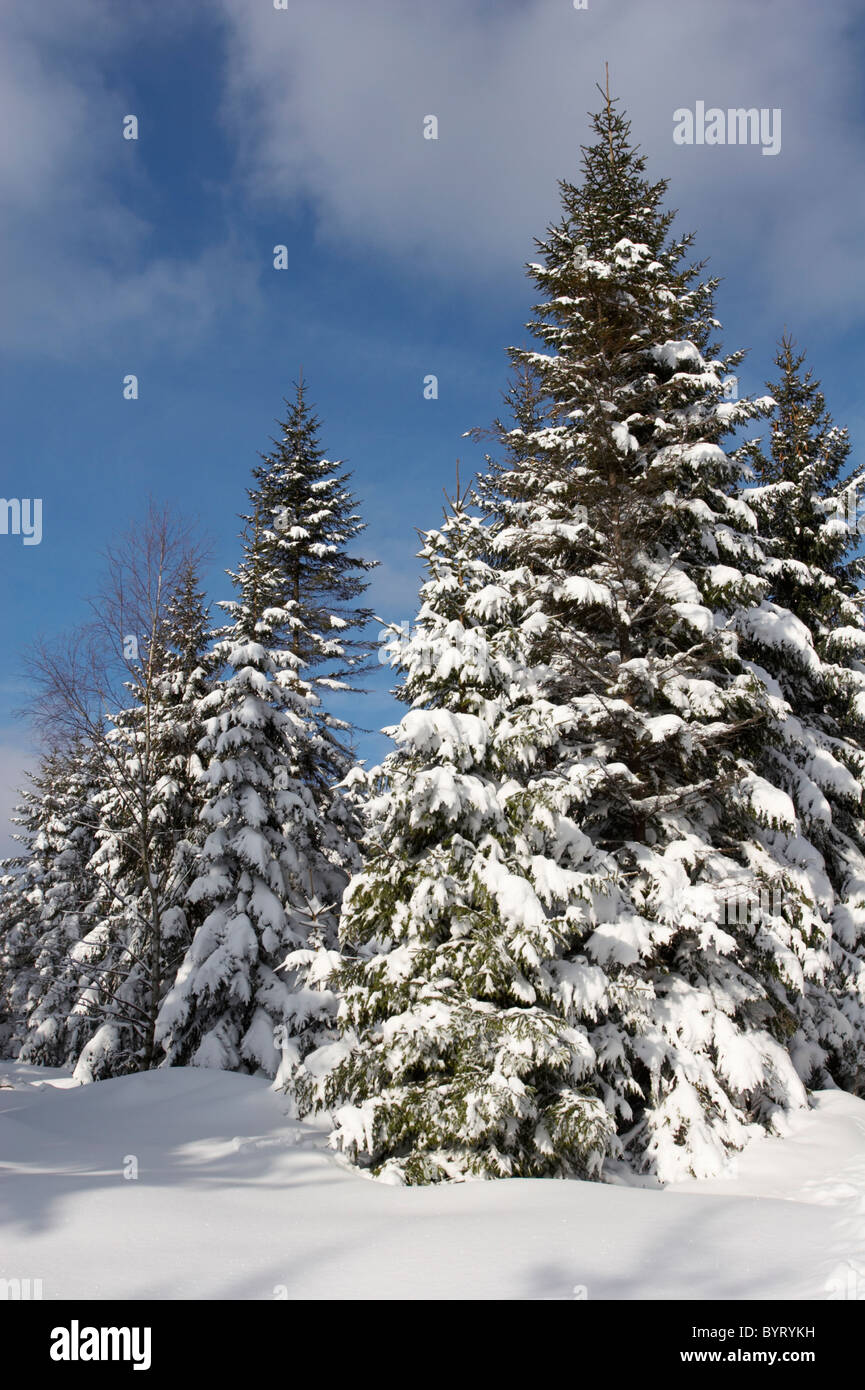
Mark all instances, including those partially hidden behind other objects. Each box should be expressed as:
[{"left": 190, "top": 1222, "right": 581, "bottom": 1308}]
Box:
[{"left": 1, "top": 1065, "right": 864, "bottom": 1300}]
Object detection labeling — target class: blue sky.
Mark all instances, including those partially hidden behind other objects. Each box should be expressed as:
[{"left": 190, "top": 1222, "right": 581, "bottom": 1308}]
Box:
[{"left": 2, "top": 0, "right": 865, "bottom": 851}]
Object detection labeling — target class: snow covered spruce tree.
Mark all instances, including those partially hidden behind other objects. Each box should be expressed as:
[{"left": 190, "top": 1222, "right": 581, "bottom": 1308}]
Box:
[
  {"left": 22, "top": 511, "right": 214, "bottom": 1081},
  {"left": 290, "top": 487, "right": 649, "bottom": 1182},
  {"left": 466, "top": 85, "right": 835, "bottom": 1179},
  {"left": 10, "top": 740, "right": 103, "bottom": 1068},
  {"left": 0, "top": 768, "right": 50, "bottom": 1056},
  {"left": 738, "top": 336, "right": 865, "bottom": 644},
  {"left": 731, "top": 338, "right": 865, "bottom": 1092},
  {"left": 250, "top": 374, "right": 376, "bottom": 685},
  {"left": 71, "top": 561, "right": 215, "bottom": 1081},
  {"left": 156, "top": 380, "right": 373, "bottom": 1081},
  {"left": 0, "top": 744, "right": 100, "bottom": 1062}
]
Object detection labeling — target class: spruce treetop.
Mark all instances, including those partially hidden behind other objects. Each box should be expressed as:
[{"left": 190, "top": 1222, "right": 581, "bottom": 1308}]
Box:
[
  {"left": 743, "top": 335, "right": 864, "bottom": 606},
  {"left": 238, "top": 375, "right": 376, "bottom": 689}
]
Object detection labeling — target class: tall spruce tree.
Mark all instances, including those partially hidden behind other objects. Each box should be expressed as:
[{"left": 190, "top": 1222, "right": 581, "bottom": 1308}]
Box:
[
  {"left": 156, "top": 382, "right": 372, "bottom": 1080},
  {"left": 71, "top": 563, "right": 215, "bottom": 1081},
  {"left": 465, "top": 85, "right": 827, "bottom": 1179},
  {"left": 732, "top": 339, "right": 865, "bottom": 1093},
  {"left": 8, "top": 510, "right": 213, "bottom": 1080}
]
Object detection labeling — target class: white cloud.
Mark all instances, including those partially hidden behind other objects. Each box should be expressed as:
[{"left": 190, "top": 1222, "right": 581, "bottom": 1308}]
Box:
[
  {"left": 217, "top": 0, "right": 865, "bottom": 327},
  {"left": 6, "top": 1, "right": 861, "bottom": 359}
]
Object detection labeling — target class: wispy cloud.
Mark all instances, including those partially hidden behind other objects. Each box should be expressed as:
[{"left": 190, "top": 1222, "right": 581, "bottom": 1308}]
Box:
[{"left": 0, "top": 2, "right": 259, "bottom": 360}]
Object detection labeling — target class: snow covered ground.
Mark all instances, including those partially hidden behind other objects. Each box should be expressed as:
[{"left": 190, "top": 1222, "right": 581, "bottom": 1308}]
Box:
[{"left": 1, "top": 1063, "right": 864, "bottom": 1300}]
